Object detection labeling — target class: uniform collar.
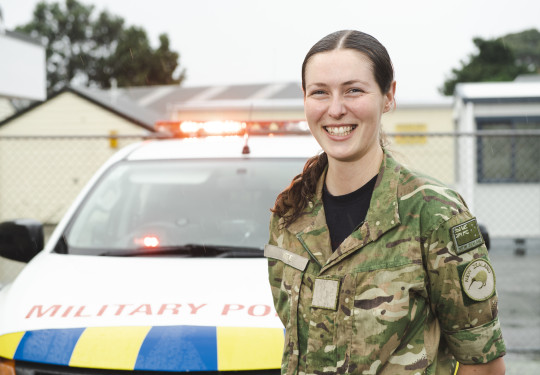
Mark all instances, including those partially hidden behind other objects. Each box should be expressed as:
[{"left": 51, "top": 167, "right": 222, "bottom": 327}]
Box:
[{"left": 287, "top": 150, "right": 402, "bottom": 269}]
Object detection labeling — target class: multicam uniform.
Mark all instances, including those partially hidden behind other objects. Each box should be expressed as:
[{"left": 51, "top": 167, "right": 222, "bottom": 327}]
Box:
[{"left": 265, "top": 151, "right": 506, "bottom": 375}]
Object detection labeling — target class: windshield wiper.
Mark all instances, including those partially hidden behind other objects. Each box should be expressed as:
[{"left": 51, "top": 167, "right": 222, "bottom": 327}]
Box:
[{"left": 98, "top": 244, "right": 264, "bottom": 258}]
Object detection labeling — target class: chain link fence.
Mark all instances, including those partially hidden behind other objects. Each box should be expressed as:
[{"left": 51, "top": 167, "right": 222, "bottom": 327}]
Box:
[
  {"left": 0, "top": 132, "right": 539, "bottom": 371},
  {"left": 0, "top": 135, "right": 147, "bottom": 225},
  {"left": 0, "top": 134, "right": 147, "bottom": 287}
]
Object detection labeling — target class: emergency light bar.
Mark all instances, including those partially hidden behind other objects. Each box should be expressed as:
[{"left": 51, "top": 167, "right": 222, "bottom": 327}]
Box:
[{"left": 155, "top": 120, "right": 309, "bottom": 138}]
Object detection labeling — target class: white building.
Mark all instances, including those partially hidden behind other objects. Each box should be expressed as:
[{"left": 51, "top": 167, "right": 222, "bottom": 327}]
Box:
[
  {"left": 0, "top": 29, "right": 46, "bottom": 120},
  {"left": 454, "top": 79, "right": 540, "bottom": 239}
]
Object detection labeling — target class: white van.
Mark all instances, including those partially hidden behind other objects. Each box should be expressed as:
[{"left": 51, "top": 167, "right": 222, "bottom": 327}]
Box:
[{"left": 0, "top": 124, "right": 320, "bottom": 374}]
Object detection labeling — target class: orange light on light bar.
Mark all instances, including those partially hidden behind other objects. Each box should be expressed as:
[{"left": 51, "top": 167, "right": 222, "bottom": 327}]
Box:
[
  {"left": 155, "top": 120, "right": 310, "bottom": 137},
  {"left": 180, "top": 120, "right": 246, "bottom": 135}
]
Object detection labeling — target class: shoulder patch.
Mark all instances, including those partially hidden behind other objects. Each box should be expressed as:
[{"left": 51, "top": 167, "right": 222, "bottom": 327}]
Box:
[
  {"left": 450, "top": 218, "right": 484, "bottom": 255},
  {"left": 461, "top": 259, "right": 496, "bottom": 302}
]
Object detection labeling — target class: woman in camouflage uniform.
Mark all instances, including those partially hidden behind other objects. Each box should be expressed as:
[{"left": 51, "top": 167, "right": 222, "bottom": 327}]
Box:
[{"left": 265, "top": 30, "right": 506, "bottom": 374}]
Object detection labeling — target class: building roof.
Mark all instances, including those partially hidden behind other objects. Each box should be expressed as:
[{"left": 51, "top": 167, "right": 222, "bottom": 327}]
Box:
[
  {"left": 117, "top": 82, "right": 305, "bottom": 119},
  {"left": 2, "top": 30, "right": 44, "bottom": 47},
  {"left": 0, "top": 85, "right": 161, "bottom": 131},
  {"left": 74, "top": 85, "right": 160, "bottom": 130},
  {"left": 455, "top": 79, "right": 540, "bottom": 103}
]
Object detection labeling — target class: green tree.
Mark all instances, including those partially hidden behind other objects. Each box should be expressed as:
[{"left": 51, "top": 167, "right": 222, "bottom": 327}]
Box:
[
  {"left": 16, "top": 0, "right": 185, "bottom": 95},
  {"left": 102, "top": 27, "right": 182, "bottom": 87},
  {"left": 440, "top": 37, "right": 529, "bottom": 96},
  {"left": 499, "top": 28, "right": 540, "bottom": 73}
]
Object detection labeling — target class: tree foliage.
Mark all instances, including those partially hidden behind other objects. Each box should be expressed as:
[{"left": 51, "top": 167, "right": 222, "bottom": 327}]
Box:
[
  {"left": 499, "top": 28, "right": 540, "bottom": 72},
  {"left": 440, "top": 28, "right": 540, "bottom": 96},
  {"left": 16, "top": 0, "right": 185, "bottom": 96}
]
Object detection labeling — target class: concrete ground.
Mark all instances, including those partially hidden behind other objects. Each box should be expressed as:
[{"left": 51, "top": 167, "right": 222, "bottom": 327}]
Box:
[{"left": 489, "top": 238, "right": 540, "bottom": 374}]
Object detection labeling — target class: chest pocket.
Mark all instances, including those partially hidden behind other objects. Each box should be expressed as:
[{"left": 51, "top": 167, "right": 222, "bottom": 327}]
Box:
[
  {"left": 303, "top": 272, "right": 355, "bottom": 374},
  {"left": 350, "top": 259, "right": 427, "bottom": 372}
]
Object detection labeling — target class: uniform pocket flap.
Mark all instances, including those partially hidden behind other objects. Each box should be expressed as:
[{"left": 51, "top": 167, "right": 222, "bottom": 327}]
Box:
[{"left": 264, "top": 244, "right": 309, "bottom": 271}]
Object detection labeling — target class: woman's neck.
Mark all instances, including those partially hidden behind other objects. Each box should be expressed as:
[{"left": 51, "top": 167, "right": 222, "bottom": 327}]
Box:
[{"left": 325, "top": 146, "right": 383, "bottom": 196}]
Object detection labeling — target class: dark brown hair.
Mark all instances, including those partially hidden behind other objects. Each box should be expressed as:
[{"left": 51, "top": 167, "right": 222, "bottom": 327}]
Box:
[{"left": 272, "top": 30, "right": 395, "bottom": 227}]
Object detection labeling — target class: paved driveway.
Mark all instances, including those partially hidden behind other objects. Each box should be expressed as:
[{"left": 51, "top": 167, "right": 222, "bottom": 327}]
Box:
[{"left": 489, "top": 239, "right": 540, "bottom": 374}]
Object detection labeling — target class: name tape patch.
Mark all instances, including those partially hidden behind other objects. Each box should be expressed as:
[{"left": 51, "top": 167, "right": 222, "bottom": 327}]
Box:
[
  {"left": 263, "top": 244, "right": 309, "bottom": 271},
  {"left": 461, "top": 259, "right": 496, "bottom": 302},
  {"left": 450, "top": 218, "right": 484, "bottom": 255}
]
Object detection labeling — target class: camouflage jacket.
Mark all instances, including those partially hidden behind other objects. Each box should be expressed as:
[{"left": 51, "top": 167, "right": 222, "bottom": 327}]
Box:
[{"left": 265, "top": 151, "right": 506, "bottom": 375}]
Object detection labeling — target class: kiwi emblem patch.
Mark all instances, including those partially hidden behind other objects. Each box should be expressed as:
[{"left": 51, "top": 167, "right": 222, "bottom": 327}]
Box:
[{"left": 461, "top": 259, "right": 495, "bottom": 302}]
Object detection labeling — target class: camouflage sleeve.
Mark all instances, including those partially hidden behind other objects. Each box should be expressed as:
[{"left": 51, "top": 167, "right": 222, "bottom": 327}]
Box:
[
  {"left": 424, "top": 210, "right": 506, "bottom": 364},
  {"left": 266, "top": 213, "right": 288, "bottom": 328}
]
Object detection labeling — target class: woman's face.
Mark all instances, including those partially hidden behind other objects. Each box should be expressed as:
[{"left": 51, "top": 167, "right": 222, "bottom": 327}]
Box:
[{"left": 304, "top": 49, "right": 395, "bottom": 164}]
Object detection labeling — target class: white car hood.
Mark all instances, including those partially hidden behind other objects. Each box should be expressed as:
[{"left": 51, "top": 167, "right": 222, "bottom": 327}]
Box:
[
  {"left": 1, "top": 252, "right": 282, "bottom": 334},
  {"left": 0, "top": 252, "right": 285, "bottom": 372}
]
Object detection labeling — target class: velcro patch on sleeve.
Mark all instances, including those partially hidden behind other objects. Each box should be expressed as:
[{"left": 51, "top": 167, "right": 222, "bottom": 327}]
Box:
[{"left": 450, "top": 218, "right": 484, "bottom": 255}]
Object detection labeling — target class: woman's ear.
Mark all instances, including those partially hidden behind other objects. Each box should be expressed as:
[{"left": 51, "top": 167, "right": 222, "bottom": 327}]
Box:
[{"left": 384, "top": 81, "right": 397, "bottom": 112}]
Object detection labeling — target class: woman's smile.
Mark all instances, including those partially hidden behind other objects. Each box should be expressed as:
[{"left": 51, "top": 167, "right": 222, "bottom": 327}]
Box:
[{"left": 323, "top": 124, "right": 357, "bottom": 137}]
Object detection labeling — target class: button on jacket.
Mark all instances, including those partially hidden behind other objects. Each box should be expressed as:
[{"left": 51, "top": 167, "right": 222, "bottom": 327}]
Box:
[{"left": 265, "top": 151, "right": 505, "bottom": 375}]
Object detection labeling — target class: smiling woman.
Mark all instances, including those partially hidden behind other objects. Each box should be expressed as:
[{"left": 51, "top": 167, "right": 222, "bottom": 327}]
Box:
[
  {"left": 303, "top": 48, "right": 394, "bottom": 193},
  {"left": 266, "top": 30, "right": 506, "bottom": 375}
]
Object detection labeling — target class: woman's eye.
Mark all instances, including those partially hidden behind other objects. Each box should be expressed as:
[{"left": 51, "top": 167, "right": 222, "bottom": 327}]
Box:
[
  {"left": 348, "top": 88, "right": 364, "bottom": 94},
  {"left": 307, "top": 90, "right": 328, "bottom": 98}
]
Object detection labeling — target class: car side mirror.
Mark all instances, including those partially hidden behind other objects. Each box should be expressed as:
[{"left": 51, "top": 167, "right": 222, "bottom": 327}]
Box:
[{"left": 0, "top": 219, "right": 44, "bottom": 262}]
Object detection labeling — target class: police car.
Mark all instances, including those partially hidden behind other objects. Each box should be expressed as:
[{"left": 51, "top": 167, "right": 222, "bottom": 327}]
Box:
[{"left": 0, "top": 121, "right": 320, "bottom": 374}]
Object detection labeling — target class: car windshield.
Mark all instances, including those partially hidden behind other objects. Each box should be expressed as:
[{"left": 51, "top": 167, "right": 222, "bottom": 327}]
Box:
[{"left": 63, "top": 158, "right": 304, "bottom": 256}]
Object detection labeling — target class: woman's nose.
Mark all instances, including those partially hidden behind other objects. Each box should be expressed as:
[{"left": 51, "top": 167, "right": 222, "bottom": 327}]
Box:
[{"left": 328, "top": 96, "right": 346, "bottom": 119}]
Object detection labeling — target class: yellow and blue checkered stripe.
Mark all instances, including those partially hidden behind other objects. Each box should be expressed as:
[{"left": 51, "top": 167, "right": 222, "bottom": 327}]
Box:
[{"left": 0, "top": 325, "right": 284, "bottom": 371}]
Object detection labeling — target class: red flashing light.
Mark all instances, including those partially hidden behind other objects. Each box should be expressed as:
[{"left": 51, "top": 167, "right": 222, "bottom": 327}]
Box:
[{"left": 134, "top": 235, "right": 160, "bottom": 248}]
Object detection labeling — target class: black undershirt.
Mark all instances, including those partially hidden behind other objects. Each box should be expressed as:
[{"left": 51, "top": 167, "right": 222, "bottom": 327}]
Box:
[{"left": 323, "top": 174, "right": 378, "bottom": 251}]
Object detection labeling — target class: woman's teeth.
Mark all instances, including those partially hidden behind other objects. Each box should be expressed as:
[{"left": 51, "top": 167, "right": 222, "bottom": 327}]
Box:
[{"left": 324, "top": 125, "right": 356, "bottom": 136}]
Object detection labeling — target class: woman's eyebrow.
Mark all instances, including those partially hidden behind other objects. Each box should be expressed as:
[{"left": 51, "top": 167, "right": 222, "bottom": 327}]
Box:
[
  {"left": 306, "top": 82, "right": 327, "bottom": 89},
  {"left": 307, "top": 80, "right": 370, "bottom": 89},
  {"left": 342, "top": 79, "right": 369, "bottom": 86}
]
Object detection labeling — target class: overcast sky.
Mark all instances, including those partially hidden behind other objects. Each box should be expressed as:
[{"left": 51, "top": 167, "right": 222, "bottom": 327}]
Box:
[{"left": 2, "top": 0, "right": 539, "bottom": 101}]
